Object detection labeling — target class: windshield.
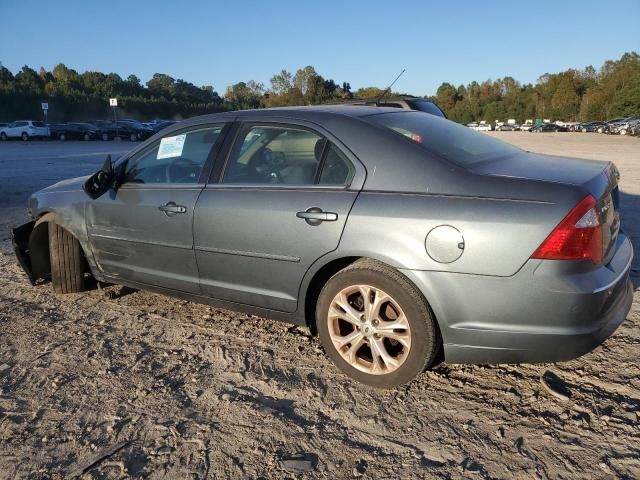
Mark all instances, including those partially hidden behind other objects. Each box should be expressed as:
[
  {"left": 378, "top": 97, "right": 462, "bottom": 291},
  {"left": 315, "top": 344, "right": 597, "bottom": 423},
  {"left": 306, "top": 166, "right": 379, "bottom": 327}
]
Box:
[{"left": 365, "top": 111, "right": 521, "bottom": 167}]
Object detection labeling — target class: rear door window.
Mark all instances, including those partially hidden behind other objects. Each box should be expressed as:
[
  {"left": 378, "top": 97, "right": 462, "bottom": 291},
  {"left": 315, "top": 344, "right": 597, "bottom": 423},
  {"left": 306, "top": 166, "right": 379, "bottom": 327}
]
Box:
[
  {"left": 223, "top": 125, "right": 325, "bottom": 185},
  {"left": 318, "top": 144, "right": 355, "bottom": 185}
]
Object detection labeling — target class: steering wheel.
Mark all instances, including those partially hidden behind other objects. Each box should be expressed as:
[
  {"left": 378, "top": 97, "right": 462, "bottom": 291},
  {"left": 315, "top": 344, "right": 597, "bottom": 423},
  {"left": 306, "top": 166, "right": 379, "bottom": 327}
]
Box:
[
  {"left": 247, "top": 147, "right": 284, "bottom": 183},
  {"left": 166, "top": 157, "right": 200, "bottom": 183}
]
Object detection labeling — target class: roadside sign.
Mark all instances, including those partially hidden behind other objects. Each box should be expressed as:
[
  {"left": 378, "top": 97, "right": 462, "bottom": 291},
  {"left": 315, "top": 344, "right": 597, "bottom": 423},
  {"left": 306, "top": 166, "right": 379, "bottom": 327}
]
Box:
[
  {"left": 41, "top": 102, "right": 48, "bottom": 111},
  {"left": 109, "top": 98, "right": 118, "bottom": 107}
]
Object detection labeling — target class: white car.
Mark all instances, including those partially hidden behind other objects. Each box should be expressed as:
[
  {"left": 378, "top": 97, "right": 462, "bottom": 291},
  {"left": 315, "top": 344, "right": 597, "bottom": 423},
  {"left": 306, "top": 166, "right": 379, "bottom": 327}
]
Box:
[
  {"left": 520, "top": 124, "right": 533, "bottom": 132},
  {"left": 0, "top": 120, "right": 50, "bottom": 141},
  {"left": 475, "top": 123, "right": 492, "bottom": 132}
]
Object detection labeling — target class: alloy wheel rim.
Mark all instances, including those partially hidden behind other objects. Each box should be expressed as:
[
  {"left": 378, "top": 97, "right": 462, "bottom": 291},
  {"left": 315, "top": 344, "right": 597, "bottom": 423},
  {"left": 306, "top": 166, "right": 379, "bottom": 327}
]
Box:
[{"left": 327, "top": 284, "right": 411, "bottom": 375}]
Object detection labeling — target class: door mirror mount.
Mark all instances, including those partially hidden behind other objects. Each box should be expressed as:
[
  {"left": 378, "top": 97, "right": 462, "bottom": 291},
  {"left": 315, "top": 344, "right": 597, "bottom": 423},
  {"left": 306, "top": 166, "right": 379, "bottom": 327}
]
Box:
[{"left": 83, "top": 155, "right": 117, "bottom": 199}]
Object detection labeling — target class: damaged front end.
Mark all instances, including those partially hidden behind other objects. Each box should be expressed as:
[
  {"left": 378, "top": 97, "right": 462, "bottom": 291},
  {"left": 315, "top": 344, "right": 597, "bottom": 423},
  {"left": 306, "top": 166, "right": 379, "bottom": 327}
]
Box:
[{"left": 12, "top": 220, "right": 50, "bottom": 285}]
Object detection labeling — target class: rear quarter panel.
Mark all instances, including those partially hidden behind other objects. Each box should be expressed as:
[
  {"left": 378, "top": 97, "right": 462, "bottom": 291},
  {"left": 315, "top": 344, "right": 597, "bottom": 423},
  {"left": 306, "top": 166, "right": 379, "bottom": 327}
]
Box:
[{"left": 338, "top": 187, "right": 578, "bottom": 277}]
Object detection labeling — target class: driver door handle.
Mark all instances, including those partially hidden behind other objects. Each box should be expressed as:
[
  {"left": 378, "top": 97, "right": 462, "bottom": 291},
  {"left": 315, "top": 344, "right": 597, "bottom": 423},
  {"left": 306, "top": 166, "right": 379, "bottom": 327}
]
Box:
[
  {"left": 296, "top": 207, "right": 338, "bottom": 225},
  {"left": 159, "top": 202, "right": 187, "bottom": 216}
]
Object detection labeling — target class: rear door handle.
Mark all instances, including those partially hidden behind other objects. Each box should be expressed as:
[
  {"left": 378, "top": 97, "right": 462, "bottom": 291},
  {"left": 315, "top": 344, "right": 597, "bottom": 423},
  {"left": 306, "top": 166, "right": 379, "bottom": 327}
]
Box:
[
  {"left": 296, "top": 207, "right": 338, "bottom": 225},
  {"left": 159, "top": 202, "right": 187, "bottom": 216}
]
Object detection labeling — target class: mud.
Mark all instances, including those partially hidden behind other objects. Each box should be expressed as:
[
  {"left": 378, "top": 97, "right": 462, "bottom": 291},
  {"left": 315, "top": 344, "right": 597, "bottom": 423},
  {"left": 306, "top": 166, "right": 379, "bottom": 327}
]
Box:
[{"left": 0, "top": 135, "right": 638, "bottom": 479}]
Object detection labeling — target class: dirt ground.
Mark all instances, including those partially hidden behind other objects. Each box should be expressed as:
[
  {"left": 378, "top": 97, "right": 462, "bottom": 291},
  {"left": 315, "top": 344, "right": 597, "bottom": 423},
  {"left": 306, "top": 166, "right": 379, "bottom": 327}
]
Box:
[{"left": 0, "top": 134, "right": 639, "bottom": 479}]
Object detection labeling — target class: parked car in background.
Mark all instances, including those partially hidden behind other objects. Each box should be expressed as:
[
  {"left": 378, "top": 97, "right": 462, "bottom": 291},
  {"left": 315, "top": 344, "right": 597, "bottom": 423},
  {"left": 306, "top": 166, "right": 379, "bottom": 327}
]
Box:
[
  {"left": 88, "top": 121, "right": 141, "bottom": 141},
  {"left": 151, "top": 120, "right": 176, "bottom": 133},
  {"left": 496, "top": 124, "right": 518, "bottom": 131},
  {"left": 581, "top": 121, "right": 605, "bottom": 133},
  {"left": 598, "top": 118, "right": 625, "bottom": 134},
  {"left": 48, "top": 122, "right": 100, "bottom": 141},
  {"left": 610, "top": 117, "right": 639, "bottom": 135},
  {"left": 520, "top": 121, "right": 534, "bottom": 132},
  {"left": 0, "top": 120, "right": 50, "bottom": 141},
  {"left": 119, "top": 119, "right": 154, "bottom": 140},
  {"left": 475, "top": 123, "right": 492, "bottom": 132},
  {"left": 629, "top": 119, "right": 640, "bottom": 136},
  {"left": 12, "top": 106, "right": 633, "bottom": 387},
  {"left": 531, "top": 123, "right": 568, "bottom": 133}
]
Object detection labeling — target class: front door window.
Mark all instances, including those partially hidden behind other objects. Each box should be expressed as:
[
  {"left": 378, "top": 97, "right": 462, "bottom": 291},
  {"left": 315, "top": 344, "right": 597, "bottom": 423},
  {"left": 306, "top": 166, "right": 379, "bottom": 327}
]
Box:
[{"left": 124, "top": 126, "right": 224, "bottom": 184}]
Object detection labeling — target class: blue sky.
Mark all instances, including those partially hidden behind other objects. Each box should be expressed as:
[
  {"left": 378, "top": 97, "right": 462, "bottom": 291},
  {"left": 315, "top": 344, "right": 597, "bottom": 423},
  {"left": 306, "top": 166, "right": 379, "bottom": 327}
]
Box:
[{"left": 2, "top": 0, "right": 638, "bottom": 96}]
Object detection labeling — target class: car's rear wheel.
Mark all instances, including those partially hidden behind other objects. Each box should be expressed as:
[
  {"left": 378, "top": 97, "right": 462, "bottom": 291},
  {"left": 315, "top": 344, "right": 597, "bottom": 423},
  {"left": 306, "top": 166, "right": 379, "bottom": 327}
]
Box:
[
  {"left": 316, "top": 259, "right": 440, "bottom": 388},
  {"left": 0, "top": 133, "right": 6, "bottom": 141},
  {"left": 130, "top": 133, "right": 137, "bottom": 141},
  {"left": 48, "top": 222, "right": 85, "bottom": 294},
  {"left": 21, "top": 132, "right": 29, "bottom": 141},
  {"left": 102, "top": 133, "right": 109, "bottom": 141},
  {"left": 59, "top": 133, "right": 66, "bottom": 141},
  {"left": 83, "top": 133, "right": 91, "bottom": 141}
]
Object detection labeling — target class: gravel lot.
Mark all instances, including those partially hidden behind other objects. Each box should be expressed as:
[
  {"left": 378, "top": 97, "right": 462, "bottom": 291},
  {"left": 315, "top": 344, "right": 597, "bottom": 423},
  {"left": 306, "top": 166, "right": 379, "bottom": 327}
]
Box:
[{"left": 0, "top": 134, "right": 638, "bottom": 479}]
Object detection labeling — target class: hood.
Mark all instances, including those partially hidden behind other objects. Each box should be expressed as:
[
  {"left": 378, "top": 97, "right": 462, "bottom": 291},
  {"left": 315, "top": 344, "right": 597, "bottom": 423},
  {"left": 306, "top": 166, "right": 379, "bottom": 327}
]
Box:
[
  {"left": 39, "top": 175, "right": 89, "bottom": 194},
  {"left": 469, "top": 151, "right": 609, "bottom": 187}
]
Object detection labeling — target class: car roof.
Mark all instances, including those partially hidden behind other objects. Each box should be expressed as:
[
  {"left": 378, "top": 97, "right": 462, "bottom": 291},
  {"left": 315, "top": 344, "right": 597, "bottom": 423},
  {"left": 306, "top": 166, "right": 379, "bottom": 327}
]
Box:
[{"left": 185, "top": 105, "right": 405, "bottom": 125}]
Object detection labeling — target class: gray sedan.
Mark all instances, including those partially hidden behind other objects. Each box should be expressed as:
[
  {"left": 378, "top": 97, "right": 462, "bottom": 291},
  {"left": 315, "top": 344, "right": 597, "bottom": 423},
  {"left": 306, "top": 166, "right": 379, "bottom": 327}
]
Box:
[{"left": 13, "top": 106, "right": 634, "bottom": 387}]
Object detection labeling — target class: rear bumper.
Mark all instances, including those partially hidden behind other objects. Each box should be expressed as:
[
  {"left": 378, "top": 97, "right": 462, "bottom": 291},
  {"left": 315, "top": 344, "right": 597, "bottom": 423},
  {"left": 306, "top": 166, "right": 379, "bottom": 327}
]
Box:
[{"left": 402, "top": 233, "right": 634, "bottom": 364}]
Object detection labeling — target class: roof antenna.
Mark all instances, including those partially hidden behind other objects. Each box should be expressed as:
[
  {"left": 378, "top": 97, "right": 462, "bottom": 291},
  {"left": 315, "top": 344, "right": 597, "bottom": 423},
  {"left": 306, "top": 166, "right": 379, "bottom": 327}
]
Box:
[{"left": 375, "top": 69, "right": 406, "bottom": 104}]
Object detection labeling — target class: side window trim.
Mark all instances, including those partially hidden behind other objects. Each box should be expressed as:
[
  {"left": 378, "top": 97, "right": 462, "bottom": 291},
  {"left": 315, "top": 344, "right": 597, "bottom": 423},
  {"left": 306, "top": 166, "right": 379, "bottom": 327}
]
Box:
[{"left": 312, "top": 139, "right": 330, "bottom": 184}]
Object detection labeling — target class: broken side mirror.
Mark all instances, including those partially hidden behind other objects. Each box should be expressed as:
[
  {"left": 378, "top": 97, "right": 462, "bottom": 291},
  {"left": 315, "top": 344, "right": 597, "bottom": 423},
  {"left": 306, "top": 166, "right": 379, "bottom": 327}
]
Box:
[{"left": 83, "top": 155, "right": 117, "bottom": 199}]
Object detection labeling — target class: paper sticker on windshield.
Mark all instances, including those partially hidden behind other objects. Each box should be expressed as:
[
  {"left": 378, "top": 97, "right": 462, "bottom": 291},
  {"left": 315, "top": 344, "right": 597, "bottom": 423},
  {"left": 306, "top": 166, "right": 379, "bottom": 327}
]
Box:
[{"left": 157, "top": 134, "right": 186, "bottom": 159}]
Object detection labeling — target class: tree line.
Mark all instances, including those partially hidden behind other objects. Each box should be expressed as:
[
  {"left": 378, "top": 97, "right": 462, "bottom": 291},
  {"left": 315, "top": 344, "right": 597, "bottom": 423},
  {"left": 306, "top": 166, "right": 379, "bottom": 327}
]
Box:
[
  {"left": 433, "top": 52, "right": 640, "bottom": 123},
  {"left": 0, "top": 52, "right": 638, "bottom": 123}
]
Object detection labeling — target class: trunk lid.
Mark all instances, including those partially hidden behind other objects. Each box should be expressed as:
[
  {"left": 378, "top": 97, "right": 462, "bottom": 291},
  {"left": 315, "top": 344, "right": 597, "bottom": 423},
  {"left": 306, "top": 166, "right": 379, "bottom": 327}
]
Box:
[{"left": 471, "top": 152, "right": 621, "bottom": 263}]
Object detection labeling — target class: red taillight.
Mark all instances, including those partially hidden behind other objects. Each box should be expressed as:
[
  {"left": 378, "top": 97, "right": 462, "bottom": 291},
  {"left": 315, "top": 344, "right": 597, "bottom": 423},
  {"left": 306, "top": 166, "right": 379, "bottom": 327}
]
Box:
[{"left": 532, "top": 195, "right": 603, "bottom": 264}]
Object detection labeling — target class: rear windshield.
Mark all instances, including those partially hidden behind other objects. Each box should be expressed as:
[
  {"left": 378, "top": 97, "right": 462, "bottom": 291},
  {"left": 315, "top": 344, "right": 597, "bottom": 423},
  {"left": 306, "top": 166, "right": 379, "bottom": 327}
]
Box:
[
  {"left": 32, "top": 121, "right": 46, "bottom": 127},
  {"left": 407, "top": 99, "right": 446, "bottom": 118},
  {"left": 364, "top": 111, "right": 520, "bottom": 166}
]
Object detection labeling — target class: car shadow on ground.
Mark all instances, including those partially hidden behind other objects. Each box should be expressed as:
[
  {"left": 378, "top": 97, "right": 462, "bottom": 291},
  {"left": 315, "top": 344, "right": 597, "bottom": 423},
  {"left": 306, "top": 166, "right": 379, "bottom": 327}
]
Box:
[{"left": 619, "top": 191, "right": 640, "bottom": 289}]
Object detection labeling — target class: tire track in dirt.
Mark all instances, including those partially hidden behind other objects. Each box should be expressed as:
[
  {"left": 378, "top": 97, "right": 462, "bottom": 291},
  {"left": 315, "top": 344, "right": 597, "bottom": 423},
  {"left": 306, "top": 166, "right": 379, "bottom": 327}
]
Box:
[{"left": 1, "top": 249, "right": 639, "bottom": 478}]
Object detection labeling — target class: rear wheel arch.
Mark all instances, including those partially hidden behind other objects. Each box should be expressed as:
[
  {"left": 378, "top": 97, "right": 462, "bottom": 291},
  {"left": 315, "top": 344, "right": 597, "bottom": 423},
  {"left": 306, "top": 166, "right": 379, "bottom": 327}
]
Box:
[
  {"left": 304, "top": 256, "right": 361, "bottom": 333},
  {"left": 303, "top": 256, "right": 442, "bottom": 336},
  {"left": 314, "top": 257, "right": 443, "bottom": 386}
]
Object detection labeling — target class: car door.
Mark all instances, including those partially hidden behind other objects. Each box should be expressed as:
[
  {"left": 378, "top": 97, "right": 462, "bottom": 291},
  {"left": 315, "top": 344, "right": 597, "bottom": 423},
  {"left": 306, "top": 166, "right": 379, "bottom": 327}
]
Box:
[
  {"left": 194, "top": 119, "right": 366, "bottom": 312},
  {"left": 1, "top": 122, "right": 13, "bottom": 136},
  {"left": 86, "top": 123, "right": 229, "bottom": 293},
  {"left": 10, "top": 121, "right": 25, "bottom": 137}
]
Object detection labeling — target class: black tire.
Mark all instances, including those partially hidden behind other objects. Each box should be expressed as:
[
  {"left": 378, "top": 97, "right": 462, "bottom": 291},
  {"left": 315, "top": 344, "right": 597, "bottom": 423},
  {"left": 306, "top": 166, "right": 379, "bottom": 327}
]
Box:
[
  {"left": 316, "top": 259, "right": 441, "bottom": 388},
  {"left": 102, "top": 133, "right": 109, "bottom": 141},
  {"left": 83, "top": 133, "right": 91, "bottom": 141},
  {"left": 0, "top": 132, "right": 6, "bottom": 141},
  {"left": 59, "top": 133, "right": 66, "bottom": 142},
  {"left": 130, "top": 133, "right": 137, "bottom": 142},
  {"left": 21, "top": 132, "right": 29, "bottom": 141},
  {"left": 48, "top": 222, "right": 85, "bottom": 294}
]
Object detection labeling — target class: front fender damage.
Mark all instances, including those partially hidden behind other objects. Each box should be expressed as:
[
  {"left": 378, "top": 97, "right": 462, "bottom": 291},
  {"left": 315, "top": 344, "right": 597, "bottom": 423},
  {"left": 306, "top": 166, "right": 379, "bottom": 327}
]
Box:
[{"left": 12, "top": 220, "right": 50, "bottom": 285}]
